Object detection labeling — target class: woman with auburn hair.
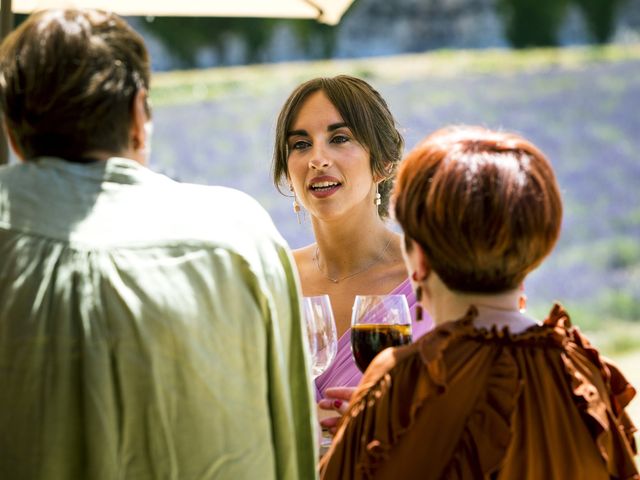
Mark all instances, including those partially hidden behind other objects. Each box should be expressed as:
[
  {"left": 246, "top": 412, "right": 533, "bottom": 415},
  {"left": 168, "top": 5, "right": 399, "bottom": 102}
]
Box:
[{"left": 320, "top": 126, "right": 638, "bottom": 479}]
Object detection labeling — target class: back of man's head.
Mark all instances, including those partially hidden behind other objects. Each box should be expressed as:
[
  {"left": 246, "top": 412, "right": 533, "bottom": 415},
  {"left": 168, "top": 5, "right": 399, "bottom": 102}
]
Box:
[{"left": 0, "top": 9, "right": 150, "bottom": 161}]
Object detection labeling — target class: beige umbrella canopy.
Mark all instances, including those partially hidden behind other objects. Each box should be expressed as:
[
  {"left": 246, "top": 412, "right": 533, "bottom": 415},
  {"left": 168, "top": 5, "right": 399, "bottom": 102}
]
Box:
[
  {"left": 0, "top": 0, "right": 355, "bottom": 164},
  {"left": 6, "top": 0, "right": 354, "bottom": 25}
]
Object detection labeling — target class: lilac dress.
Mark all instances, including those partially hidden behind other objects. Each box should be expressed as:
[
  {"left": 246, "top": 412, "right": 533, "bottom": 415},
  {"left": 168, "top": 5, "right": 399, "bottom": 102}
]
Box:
[{"left": 314, "top": 278, "right": 433, "bottom": 400}]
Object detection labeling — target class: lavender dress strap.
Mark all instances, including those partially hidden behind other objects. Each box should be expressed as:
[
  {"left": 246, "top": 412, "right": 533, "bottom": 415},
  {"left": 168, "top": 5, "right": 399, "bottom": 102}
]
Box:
[{"left": 314, "top": 278, "right": 433, "bottom": 400}]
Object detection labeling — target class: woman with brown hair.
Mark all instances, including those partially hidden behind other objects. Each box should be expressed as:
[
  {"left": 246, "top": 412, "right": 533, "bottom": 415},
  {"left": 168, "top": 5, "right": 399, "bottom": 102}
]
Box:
[
  {"left": 272, "top": 75, "right": 433, "bottom": 409},
  {"left": 320, "top": 125, "right": 638, "bottom": 479}
]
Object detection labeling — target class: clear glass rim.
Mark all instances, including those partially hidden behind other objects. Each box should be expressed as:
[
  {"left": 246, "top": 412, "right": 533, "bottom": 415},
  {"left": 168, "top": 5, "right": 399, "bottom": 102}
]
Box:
[{"left": 351, "top": 294, "right": 411, "bottom": 326}]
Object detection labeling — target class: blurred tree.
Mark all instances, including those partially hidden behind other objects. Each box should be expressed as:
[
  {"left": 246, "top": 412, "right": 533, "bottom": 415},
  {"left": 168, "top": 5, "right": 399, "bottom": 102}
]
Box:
[
  {"left": 141, "top": 17, "right": 278, "bottom": 67},
  {"left": 496, "top": 0, "right": 571, "bottom": 47},
  {"left": 574, "top": 0, "right": 628, "bottom": 43},
  {"left": 291, "top": 21, "right": 337, "bottom": 59},
  {"left": 141, "top": 17, "right": 336, "bottom": 68}
]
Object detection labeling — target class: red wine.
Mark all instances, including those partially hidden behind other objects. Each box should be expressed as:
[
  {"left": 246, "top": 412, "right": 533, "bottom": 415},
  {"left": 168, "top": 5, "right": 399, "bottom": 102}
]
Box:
[{"left": 351, "top": 324, "right": 412, "bottom": 372}]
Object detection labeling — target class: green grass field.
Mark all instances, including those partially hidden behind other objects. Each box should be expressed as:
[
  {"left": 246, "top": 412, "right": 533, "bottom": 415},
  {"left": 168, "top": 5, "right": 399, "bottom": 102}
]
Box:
[{"left": 150, "top": 43, "right": 640, "bottom": 105}]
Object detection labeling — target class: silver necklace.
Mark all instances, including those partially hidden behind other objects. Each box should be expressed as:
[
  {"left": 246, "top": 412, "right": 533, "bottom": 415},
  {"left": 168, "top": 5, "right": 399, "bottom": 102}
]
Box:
[{"left": 313, "top": 236, "right": 393, "bottom": 284}]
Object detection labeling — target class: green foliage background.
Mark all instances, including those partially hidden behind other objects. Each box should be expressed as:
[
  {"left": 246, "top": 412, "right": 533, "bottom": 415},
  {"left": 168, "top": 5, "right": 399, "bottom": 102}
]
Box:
[
  {"left": 141, "top": 17, "right": 336, "bottom": 67},
  {"left": 134, "top": 0, "right": 629, "bottom": 68}
]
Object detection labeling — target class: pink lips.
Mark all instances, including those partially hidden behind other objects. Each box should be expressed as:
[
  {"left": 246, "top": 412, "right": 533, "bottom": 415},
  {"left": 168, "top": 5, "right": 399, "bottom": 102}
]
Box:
[{"left": 308, "top": 175, "right": 342, "bottom": 199}]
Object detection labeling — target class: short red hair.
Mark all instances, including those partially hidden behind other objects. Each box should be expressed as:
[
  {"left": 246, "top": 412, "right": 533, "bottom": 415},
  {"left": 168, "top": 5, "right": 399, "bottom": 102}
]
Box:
[{"left": 394, "top": 126, "right": 562, "bottom": 293}]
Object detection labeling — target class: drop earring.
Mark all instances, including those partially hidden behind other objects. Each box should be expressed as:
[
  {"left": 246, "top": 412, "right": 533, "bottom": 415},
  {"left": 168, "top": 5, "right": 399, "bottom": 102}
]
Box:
[
  {"left": 415, "top": 285, "right": 423, "bottom": 322},
  {"left": 374, "top": 183, "right": 381, "bottom": 206},
  {"left": 412, "top": 271, "right": 424, "bottom": 322},
  {"left": 290, "top": 185, "right": 302, "bottom": 224},
  {"left": 293, "top": 197, "right": 301, "bottom": 224},
  {"left": 518, "top": 283, "right": 527, "bottom": 313},
  {"left": 518, "top": 293, "right": 527, "bottom": 313}
]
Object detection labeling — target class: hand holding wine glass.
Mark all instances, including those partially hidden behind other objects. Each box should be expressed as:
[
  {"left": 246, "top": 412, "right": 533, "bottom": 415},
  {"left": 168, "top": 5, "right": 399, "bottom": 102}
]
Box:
[{"left": 350, "top": 294, "right": 413, "bottom": 373}]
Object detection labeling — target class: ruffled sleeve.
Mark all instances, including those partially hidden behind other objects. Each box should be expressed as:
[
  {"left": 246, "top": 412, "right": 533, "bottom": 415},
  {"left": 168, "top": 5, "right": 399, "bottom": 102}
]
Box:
[
  {"left": 550, "top": 304, "right": 638, "bottom": 478},
  {"left": 605, "top": 360, "right": 638, "bottom": 455}
]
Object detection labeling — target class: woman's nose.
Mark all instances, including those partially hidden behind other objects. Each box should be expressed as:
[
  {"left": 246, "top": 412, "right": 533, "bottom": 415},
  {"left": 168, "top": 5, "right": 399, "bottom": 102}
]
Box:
[{"left": 308, "top": 146, "right": 331, "bottom": 170}]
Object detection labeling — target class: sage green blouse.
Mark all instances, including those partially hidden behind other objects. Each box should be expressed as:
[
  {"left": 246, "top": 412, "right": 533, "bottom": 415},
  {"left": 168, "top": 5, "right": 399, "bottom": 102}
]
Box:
[{"left": 0, "top": 157, "right": 317, "bottom": 479}]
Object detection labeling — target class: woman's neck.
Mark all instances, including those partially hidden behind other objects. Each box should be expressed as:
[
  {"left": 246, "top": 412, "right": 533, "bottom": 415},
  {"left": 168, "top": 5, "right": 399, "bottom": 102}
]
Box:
[
  {"left": 311, "top": 209, "right": 395, "bottom": 280},
  {"left": 426, "top": 274, "right": 538, "bottom": 333}
]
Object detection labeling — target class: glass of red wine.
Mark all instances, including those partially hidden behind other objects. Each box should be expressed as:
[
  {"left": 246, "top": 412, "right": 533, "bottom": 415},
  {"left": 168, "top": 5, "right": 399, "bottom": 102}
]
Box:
[{"left": 350, "top": 294, "right": 413, "bottom": 373}]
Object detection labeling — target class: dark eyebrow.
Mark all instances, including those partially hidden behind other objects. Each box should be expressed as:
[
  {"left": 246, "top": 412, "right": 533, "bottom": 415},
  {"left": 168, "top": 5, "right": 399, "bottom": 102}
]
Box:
[
  {"left": 328, "top": 122, "right": 348, "bottom": 131},
  {"left": 287, "top": 129, "right": 307, "bottom": 138},
  {"left": 287, "top": 122, "right": 350, "bottom": 139}
]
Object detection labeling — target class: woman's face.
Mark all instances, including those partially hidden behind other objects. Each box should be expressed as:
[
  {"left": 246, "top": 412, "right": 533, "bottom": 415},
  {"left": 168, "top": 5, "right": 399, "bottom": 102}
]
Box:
[{"left": 286, "top": 90, "right": 376, "bottom": 221}]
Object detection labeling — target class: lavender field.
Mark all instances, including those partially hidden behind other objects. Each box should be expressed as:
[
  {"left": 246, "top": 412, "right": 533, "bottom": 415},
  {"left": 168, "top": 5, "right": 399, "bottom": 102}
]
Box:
[{"left": 149, "top": 45, "right": 640, "bottom": 350}]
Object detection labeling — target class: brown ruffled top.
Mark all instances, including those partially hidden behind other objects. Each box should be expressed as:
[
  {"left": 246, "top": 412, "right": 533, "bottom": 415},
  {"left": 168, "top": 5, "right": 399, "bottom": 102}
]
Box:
[{"left": 319, "top": 304, "right": 638, "bottom": 479}]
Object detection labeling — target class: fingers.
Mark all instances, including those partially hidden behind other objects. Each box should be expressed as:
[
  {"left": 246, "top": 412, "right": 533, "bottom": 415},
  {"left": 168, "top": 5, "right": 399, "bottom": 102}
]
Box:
[
  {"left": 318, "top": 386, "right": 355, "bottom": 415},
  {"left": 319, "top": 415, "right": 341, "bottom": 435},
  {"left": 316, "top": 387, "right": 357, "bottom": 438},
  {"left": 317, "top": 397, "right": 346, "bottom": 411},
  {"left": 323, "top": 386, "right": 356, "bottom": 401}
]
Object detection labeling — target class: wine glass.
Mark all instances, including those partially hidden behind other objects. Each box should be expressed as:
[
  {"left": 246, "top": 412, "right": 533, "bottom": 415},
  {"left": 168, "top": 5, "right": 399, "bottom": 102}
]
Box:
[
  {"left": 303, "top": 295, "right": 338, "bottom": 378},
  {"left": 351, "top": 294, "right": 412, "bottom": 373},
  {"left": 303, "top": 295, "right": 338, "bottom": 455}
]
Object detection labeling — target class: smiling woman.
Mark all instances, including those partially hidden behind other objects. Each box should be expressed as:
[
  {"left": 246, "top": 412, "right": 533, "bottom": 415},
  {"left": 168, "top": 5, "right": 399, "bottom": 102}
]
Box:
[
  {"left": 271, "top": 75, "right": 433, "bottom": 420},
  {"left": 286, "top": 91, "right": 377, "bottom": 223}
]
